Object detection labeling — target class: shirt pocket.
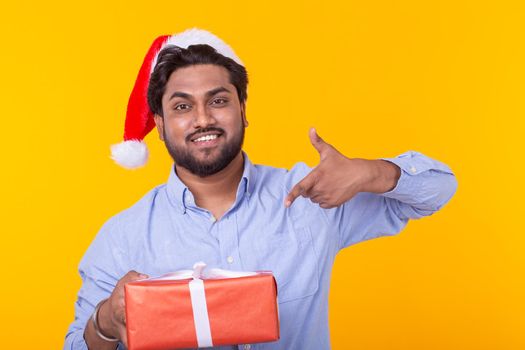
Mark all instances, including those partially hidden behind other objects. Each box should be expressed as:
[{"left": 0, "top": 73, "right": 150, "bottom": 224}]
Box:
[{"left": 251, "top": 227, "right": 320, "bottom": 304}]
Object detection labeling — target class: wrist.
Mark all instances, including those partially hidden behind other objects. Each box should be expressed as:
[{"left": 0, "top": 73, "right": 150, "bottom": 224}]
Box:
[
  {"left": 363, "top": 159, "right": 401, "bottom": 193},
  {"left": 94, "top": 299, "right": 120, "bottom": 341}
]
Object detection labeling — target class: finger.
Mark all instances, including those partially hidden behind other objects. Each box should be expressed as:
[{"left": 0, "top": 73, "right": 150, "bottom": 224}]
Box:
[
  {"left": 319, "top": 202, "right": 336, "bottom": 209},
  {"left": 285, "top": 173, "right": 316, "bottom": 208},
  {"left": 125, "top": 271, "right": 149, "bottom": 282},
  {"left": 309, "top": 127, "right": 332, "bottom": 159},
  {"left": 309, "top": 194, "right": 323, "bottom": 204},
  {"left": 119, "top": 325, "right": 128, "bottom": 348}
]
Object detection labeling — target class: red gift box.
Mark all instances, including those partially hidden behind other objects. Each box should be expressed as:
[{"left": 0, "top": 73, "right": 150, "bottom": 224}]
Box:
[{"left": 125, "top": 263, "right": 280, "bottom": 350}]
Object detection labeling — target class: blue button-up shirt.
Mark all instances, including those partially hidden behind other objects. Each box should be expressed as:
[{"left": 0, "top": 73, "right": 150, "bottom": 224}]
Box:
[{"left": 64, "top": 151, "right": 457, "bottom": 350}]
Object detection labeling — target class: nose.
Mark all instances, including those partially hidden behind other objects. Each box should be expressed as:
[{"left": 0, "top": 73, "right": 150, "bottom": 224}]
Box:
[{"left": 192, "top": 103, "right": 216, "bottom": 129}]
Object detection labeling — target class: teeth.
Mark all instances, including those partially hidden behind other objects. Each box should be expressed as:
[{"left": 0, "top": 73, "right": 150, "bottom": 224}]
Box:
[{"left": 194, "top": 134, "right": 218, "bottom": 142}]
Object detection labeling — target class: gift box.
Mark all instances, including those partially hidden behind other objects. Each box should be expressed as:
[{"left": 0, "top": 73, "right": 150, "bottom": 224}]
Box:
[{"left": 125, "top": 262, "right": 280, "bottom": 350}]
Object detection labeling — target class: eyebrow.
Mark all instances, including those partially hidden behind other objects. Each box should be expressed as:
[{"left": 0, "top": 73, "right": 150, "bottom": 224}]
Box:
[{"left": 168, "top": 86, "right": 232, "bottom": 101}]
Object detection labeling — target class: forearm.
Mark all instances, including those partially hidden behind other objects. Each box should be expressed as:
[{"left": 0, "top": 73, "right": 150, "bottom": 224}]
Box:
[{"left": 379, "top": 151, "right": 458, "bottom": 216}]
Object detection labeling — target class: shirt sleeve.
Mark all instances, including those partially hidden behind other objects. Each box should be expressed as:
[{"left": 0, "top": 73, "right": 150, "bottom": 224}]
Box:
[
  {"left": 63, "top": 217, "right": 127, "bottom": 350},
  {"left": 325, "top": 150, "right": 458, "bottom": 250}
]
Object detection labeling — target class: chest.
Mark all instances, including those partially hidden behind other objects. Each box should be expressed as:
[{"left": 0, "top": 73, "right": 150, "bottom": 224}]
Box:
[{"left": 129, "top": 195, "right": 337, "bottom": 304}]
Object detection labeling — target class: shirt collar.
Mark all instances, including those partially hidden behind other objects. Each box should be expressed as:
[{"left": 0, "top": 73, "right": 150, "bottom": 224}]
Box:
[{"left": 166, "top": 152, "right": 257, "bottom": 214}]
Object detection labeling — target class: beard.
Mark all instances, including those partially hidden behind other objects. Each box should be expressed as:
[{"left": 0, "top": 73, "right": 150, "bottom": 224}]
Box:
[{"left": 163, "top": 124, "right": 245, "bottom": 177}]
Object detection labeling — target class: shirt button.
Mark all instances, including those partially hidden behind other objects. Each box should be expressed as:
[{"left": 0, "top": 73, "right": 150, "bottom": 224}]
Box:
[
  {"left": 209, "top": 215, "right": 216, "bottom": 222},
  {"left": 227, "top": 256, "right": 234, "bottom": 264},
  {"left": 409, "top": 166, "right": 417, "bottom": 173},
  {"left": 243, "top": 345, "right": 251, "bottom": 350}
]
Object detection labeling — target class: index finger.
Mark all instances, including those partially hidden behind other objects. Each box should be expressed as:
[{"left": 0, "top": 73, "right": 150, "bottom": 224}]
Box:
[{"left": 285, "top": 172, "right": 316, "bottom": 208}]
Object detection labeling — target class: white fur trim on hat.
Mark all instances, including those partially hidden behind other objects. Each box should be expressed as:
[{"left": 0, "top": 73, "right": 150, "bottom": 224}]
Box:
[
  {"left": 110, "top": 140, "right": 149, "bottom": 169},
  {"left": 151, "top": 28, "right": 243, "bottom": 73}
]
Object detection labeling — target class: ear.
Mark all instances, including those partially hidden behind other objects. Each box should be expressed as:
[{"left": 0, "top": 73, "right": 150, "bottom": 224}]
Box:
[
  {"left": 153, "top": 114, "right": 165, "bottom": 141},
  {"left": 241, "top": 103, "right": 249, "bottom": 127}
]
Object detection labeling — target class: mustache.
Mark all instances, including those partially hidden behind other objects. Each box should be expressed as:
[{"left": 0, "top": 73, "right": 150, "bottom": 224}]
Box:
[{"left": 186, "top": 127, "right": 225, "bottom": 142}]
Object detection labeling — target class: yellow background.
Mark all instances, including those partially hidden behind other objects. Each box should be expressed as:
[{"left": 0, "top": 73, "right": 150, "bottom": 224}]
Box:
[{"left": 1, "top": 0, "right": 523, "bottom": 349}]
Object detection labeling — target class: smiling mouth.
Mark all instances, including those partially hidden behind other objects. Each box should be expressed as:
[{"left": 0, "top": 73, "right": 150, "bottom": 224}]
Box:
[
  {"left": 192, "top": 134, "right": 220, "bottom": 142},
  {"left": 188, "top": 127, "right": 225, "bottom": 145}
]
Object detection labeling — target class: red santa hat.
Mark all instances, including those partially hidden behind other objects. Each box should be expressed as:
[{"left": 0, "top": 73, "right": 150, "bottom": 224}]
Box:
[{"left": 110, "top": 28, "right": 243, "bottom": 169}]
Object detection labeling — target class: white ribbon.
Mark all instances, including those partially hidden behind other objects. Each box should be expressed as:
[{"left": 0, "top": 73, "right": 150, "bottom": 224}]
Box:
[
  {"left": 145, "top": 261, "right": 257, "bottom": 281},
  {"left": 189, "top": 278, "right": 213, "bottom": 347},
  {"left": 143, "top": 262, "right": 257, "bottom": 348}
]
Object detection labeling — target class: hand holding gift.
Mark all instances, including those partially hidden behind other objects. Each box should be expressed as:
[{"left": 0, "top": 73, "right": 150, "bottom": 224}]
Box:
[{"left": 96, "top": 270, "right": 149, "bottom": 347}]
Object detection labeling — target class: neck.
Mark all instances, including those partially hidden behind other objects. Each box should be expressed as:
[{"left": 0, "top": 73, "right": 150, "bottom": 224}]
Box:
[{"left": 175, "top": 152, "right": 245, "bottom": 219}]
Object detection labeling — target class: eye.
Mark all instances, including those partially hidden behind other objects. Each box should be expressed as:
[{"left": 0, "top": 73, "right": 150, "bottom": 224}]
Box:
[
  {"left": 211, "top": 97, "right": 228, "bottom": 105},
  {"left": 174, "top": 103, "right": 191, "bottom": 111}
]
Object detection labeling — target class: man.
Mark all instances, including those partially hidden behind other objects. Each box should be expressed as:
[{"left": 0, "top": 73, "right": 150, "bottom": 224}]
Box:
[{"left": 64, "top": 29, "right": 457, "bottom": 350}]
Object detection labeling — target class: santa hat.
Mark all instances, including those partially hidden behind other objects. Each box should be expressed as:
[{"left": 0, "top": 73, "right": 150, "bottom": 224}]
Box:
[{"left": 110, "top": 28, "right": 243, "bottom": 169}]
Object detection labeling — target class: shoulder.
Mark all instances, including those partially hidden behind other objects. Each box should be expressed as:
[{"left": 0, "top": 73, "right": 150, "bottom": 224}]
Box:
[
  {"left": 79, "top": 184, "right": 167, "bottom": 273},
  {"left": 116, "top": 184, "right": 166, "bottom": 223},
  {"left": 87, "top": 184, "right": 166, "bottom": 248}
]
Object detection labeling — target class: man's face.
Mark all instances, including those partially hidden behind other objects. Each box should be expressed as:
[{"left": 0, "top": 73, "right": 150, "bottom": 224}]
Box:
[{"left": 154, "top": 64, "right": 248, "bottom": 177}]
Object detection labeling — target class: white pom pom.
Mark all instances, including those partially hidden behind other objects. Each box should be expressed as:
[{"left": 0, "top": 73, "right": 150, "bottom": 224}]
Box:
[{"left": 110, "top": 140, "right": 149, "bottom": 169}]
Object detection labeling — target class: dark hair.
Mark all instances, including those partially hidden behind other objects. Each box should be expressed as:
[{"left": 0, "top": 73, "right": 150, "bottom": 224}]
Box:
[{"left": 147, "top": 44, "right": 248, "bottom": 117}]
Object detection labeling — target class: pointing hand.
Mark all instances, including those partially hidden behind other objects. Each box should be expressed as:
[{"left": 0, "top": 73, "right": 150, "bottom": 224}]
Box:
[{"left": 285, "top": 128, "right": 400, "bottom": 209}]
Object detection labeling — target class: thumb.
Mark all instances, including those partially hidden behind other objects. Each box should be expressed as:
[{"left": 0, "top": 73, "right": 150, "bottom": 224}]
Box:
[{"left": 309, "top": 127, "right": 331, "bottom": 158}]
